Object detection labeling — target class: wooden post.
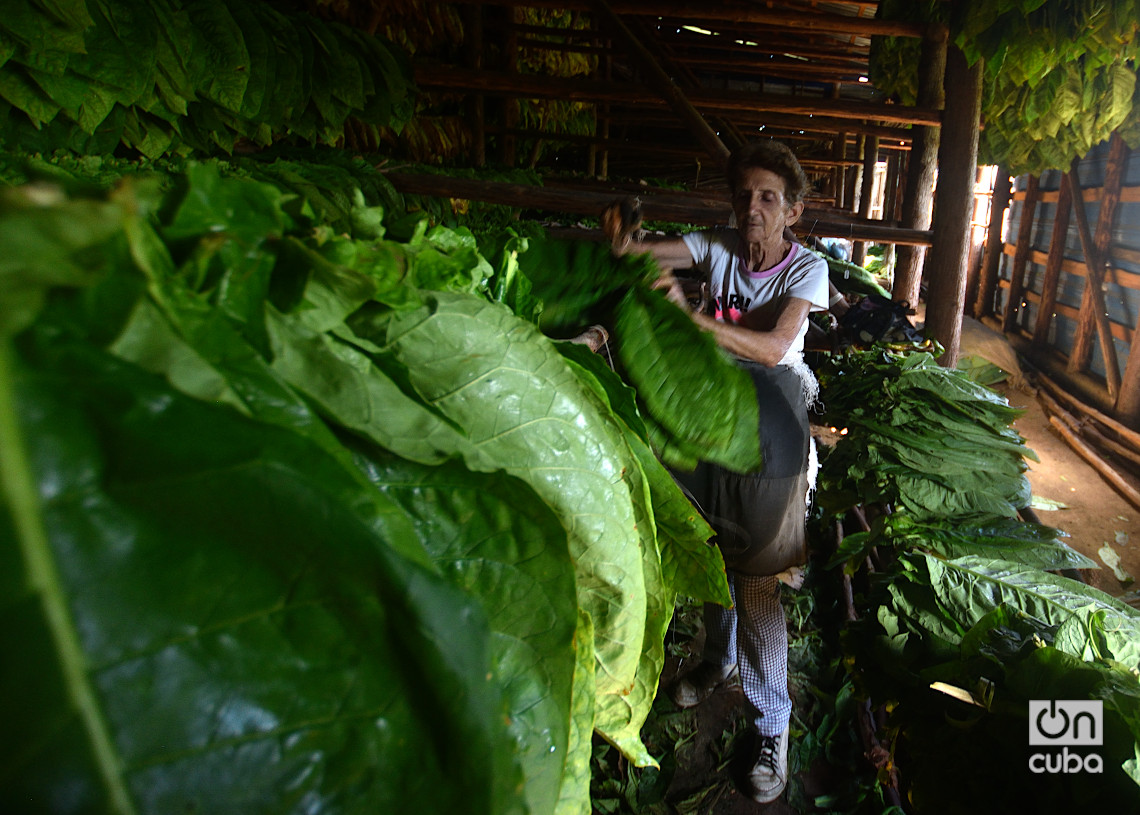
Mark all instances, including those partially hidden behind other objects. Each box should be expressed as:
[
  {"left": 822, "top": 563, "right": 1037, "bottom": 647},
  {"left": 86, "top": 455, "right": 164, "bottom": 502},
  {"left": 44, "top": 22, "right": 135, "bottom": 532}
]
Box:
[
  {"left": 1072, "top": 134, "right": 1130, "bottom": 372},
  {"left": 1002, "top": 174, "right": 1040, "bottom": 333},
  {"left": 893, "top": 24, "right": 947, "bottom": 307},
  {"left": 499, "top": 7, "right": 519, "bottom": 167},
  {"left": 963, "top": 166, "right": 988, "bottom": 316},
  {"left": 1065, "top": 162, "right": 1122, "bottom": 398},
  {"left": 462, "top": 4, "right": 486, "bottom": 167},
  {"left": 1031, "top": 170, "right": 1073, "bottom": 348},
  {"left": 1115, "top": 309, "right": 1140, "bottom": 427},
  {"left": 883, "top": 148, "right": 902, "bottom": 226},
  {"left": 974, "top": 165, "right": 1011, "bottom": 318},
  {"left": 924, "top": 44, "right": 983, "bottom": 369},
  {"left": 849, "top": 134, "right": 865, "bottom": 218},
  {"left": 850, "top": 133, "right": 879, "bottom": 267}
]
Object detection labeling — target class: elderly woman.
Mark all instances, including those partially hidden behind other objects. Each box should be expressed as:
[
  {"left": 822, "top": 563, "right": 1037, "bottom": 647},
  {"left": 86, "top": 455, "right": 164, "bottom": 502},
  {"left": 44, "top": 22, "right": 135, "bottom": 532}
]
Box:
[{"left": 606, "top": 140, "right": 829, "bottom": 804}]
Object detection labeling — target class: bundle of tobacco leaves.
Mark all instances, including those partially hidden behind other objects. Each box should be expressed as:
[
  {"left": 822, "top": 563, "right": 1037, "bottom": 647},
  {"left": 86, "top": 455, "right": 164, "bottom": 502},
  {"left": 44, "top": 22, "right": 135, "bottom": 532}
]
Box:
[{"left": 815, "top": 349, "right": 1035, "bottom": 523}]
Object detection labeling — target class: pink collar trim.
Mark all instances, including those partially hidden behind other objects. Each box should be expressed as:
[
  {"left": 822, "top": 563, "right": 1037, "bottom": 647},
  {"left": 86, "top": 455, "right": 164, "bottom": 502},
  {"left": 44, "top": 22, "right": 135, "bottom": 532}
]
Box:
[{"left": 738, "top": 241, "right": 798, "bottom": 279}]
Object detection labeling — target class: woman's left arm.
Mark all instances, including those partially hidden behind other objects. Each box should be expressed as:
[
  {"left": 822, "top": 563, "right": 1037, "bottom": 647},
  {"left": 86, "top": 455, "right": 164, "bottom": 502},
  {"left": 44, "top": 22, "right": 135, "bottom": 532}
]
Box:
[{"left": 689, "top": 297, "right": 812, "bottom": 366}]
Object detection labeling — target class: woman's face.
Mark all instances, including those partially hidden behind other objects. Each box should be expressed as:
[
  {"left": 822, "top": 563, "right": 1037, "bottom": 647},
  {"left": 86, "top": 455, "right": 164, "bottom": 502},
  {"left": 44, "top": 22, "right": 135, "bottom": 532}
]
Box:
[{"left": 731, "top": 166, "right": 804, "bottom": 246}]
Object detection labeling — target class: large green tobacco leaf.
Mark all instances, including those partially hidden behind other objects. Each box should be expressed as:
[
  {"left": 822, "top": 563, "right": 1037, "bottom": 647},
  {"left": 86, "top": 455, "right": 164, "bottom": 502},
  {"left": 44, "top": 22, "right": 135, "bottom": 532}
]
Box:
[
  {"left": 351, "top": 446, "right": 579, "bottom": 815},
  {"left": 357, "top": 292, "right": 651, "bottom": 755},
  {"left": 831, "top": 513, "right": 1095, "bottom": 573},
  {"left": 613, "top": 287, "right": 761, "bottom": 472},
  {"left": 555, "top": 610, "right": 596, "bottom": 815},
  {"left": 919, "top": 553, "right": 1140, "bottom": 670},
  {"left": 0, "top": 339, "right": 526, "bottom": 814},
  {"left": 556, "top": 343, "right": 729, "bottom": 606}
]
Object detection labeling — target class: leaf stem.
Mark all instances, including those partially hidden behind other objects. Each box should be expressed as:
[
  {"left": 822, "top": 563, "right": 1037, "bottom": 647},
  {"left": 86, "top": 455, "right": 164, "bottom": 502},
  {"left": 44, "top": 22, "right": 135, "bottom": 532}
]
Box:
[{"left": 0, "top": 342, "right": 137, "bottom": 814}]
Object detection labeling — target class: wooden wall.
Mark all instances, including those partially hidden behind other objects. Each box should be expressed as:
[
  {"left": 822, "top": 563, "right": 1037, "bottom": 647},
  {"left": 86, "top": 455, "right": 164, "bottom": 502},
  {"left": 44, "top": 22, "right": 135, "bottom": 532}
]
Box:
[{"left": 977, "top": 134, "right": 1140, "bottom": 424}]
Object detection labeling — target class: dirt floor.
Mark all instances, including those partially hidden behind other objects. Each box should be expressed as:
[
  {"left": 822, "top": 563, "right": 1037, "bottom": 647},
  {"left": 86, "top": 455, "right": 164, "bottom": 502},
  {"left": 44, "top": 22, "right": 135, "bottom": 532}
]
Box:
[{"left": 996, "top": 379, "right": 1140, "bottom": 597}]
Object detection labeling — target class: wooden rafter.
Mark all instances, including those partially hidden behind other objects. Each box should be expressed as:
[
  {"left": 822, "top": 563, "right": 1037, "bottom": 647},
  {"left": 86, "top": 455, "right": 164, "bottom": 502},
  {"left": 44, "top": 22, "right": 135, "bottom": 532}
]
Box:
[
  {"left": 450, "top": 0, "right": 926, "bottom": 39},
  {"left": 413, "top": 65, "right": 941, "bottom": 126},
  {"left": 591, "top": 0, "right": 729, "bottom": 163}
]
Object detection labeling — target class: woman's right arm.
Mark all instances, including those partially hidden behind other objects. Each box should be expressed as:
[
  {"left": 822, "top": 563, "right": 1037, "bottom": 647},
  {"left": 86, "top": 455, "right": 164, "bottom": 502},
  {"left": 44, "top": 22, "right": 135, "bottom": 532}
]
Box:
[{"left": 620, "top": 235, "right": 696, "bottom": 271}]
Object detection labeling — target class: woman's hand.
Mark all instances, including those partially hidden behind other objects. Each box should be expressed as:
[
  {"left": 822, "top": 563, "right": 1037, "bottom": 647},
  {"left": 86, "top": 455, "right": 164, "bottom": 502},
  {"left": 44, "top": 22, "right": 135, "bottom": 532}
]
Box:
[
  {"left": 651, "top": 269, "right": 689, "bottom": 308},
  {"left": 601, "top": 197, "right": 642, "bottom": 256}
]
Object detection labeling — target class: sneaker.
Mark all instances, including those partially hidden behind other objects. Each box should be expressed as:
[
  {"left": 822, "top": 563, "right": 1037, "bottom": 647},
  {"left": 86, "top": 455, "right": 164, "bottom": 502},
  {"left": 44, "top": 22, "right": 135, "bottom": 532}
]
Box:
[
  {"left": 748, "top": 723, "right": 789, "bottom": 803},
  {"left": 667, "top": 661, "right": 738, "bottom": 709}
]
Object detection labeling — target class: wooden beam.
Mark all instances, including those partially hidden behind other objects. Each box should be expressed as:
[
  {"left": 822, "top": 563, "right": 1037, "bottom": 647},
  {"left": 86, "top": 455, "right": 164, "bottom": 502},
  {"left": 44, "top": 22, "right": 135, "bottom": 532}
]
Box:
[
  {"left": 1072, "top": 134, "right": 1130, "bottom": 373},
  {"left": 1031, "top": 171, "right": 1073, "bottom": 347},
  {"left": 606, "top": 109, "right": 914, "bottom": 142},
  {"left": 591, "top": 0, "right": 730, "bottom": 165},
  {"left": 1066, "top": 161, "right": 1122, "bottom": 398},
  {"left": 452, "top": 0, "right": 927, "bottom": 38},
  {"left": 974, "top": 165, "right": 1011, "bottom": 319},
  {"left": 1002, "top": 175, "right": 1040, "bottom": 333},
  {"left": 382, "top": 170, "right": 934, "bottom": 243},
  {"left": 413, "top": 64, "right": 942, "bottom": 126},
  {"left": 924, "top": 44, "right": 983, "bottom": 368},
  {"left": 893, "top": 24, "right": 946, "bottom": 306}
]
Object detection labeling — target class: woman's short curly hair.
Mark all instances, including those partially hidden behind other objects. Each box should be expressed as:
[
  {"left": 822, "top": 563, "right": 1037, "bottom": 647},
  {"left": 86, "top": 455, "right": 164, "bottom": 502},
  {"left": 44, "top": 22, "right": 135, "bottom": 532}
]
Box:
[{"left": 726, "top": 140, "right": 809, "bottom": 205}]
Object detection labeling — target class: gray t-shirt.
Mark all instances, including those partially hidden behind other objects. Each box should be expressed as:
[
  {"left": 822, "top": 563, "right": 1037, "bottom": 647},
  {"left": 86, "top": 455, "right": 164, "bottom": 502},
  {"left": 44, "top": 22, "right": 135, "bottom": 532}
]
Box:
[{"left": 682, "top": 228, "right": 830, "bottom": 362}]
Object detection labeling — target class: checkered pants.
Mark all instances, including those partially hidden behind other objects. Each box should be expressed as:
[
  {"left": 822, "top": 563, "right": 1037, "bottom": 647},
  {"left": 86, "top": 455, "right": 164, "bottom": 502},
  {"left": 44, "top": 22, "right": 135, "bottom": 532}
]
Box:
[{"left": 702, "top": 571, "right": 790, "bottom": 737}]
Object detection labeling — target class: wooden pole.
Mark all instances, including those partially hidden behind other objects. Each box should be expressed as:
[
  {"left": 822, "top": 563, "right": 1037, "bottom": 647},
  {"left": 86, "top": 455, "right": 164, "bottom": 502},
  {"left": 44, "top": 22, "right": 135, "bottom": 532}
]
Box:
[
  {"left": 850, "top": 134, "right": 879, "bottom": 267},
  {"left": 1072, "top": 134, "right": 1130, "bottom": 373},
  {"left": 591, "top": 0, "right": 730, "bottom": 166},
  {"left": 974, "top": 165, "right": 1011, "bottom": 318},
  {"left": 1048, "top": 415, "right": 1140, "bottom": 511},
  {"left": 1031, "top": 170, "right": 1073, "bottom": 347},
  {"left": 453, "top": 0, "right": 928, "bottom": 38},
  {"left": 499, "top": 7, "right": 519, "bottom": 166},
  {"left": 1039, "top": 389, "right": 1140, "bottom": 471},
  {"left": 462, "top": 3, "right": 486, "bottom": 167},
  {"left": 1002, "top": 175, "right": 1040, "bottom": 333},
  {"left": 924, "top": 45, "right": 983, "bottom": 368},
  {"left": 893, "top": 24, "right": 947, "bottom": 307},
  {"left": 883, "top": 149, "right": 902, "bottom": 227},
  {"left": 413, "top": 65, "right": 943, "bottom": 127},
  {"left": 1065, "top": 162, "right": 1122, "bottom": 398},
  {"left": 383, "top": 170, "right": 935, "bottom": 243},
  {"left": 1040, "top": 372, "right": 1140, "bottom": 452}
]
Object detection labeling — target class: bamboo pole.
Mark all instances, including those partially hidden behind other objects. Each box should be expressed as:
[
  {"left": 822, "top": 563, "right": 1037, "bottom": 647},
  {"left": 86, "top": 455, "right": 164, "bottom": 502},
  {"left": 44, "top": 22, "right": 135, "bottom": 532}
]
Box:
[
  {"left": 1002, "top": 175, "right": 1040, "bottom": 333},
  {"left": 925, "top": 45, "right": 983, "bottom": 369},
  {"left": 974, "top": 165, "right": 1011, "bottom": 318},
  {"left": 1031, "top": 170, "right": 1074, "bottom": 347},
  {"left": 1065, "top": 162, "right": 1122, "bottom": 398},
  {"left": 893, "top": 24, "right": 947, "bottom": 307}
]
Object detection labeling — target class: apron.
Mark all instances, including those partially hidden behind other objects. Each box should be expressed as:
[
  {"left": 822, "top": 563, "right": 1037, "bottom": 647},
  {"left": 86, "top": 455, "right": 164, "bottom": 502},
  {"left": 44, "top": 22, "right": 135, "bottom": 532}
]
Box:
[{"left": 673, "top": 361, "right": 810, "bottom": 576}]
